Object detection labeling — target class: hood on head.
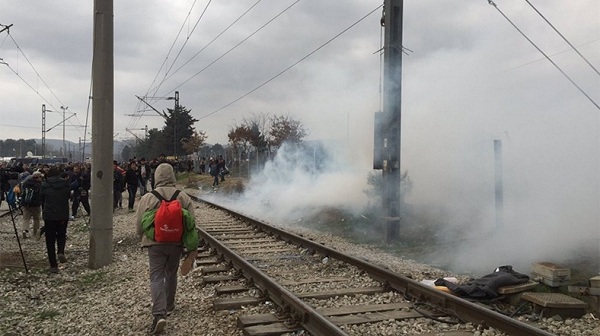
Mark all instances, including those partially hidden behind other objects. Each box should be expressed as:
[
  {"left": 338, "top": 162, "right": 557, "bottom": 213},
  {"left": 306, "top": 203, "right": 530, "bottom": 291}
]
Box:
[{"left": 154, "top": 163, "right": 175, "bottom": 188}]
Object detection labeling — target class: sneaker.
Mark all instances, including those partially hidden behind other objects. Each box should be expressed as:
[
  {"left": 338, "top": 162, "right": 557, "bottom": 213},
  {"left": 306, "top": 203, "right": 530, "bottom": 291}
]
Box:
[
  {"left": 166, "top": 306, "right": 175, "bottom": 316},
  {"left": 49, "top": 267, "right": 59, "bottom": 274},
  {"left": 58, "top": 254, "right": 67, "bottom": 263},
  {"left": 69, "top": 215, "right": 75, "bottom": 221},
  {"left": 150, "top": 315, "right": 166, "bottom": 334},
  {"left": 180, "top": 250, "right": 197, "bottom": 276}
]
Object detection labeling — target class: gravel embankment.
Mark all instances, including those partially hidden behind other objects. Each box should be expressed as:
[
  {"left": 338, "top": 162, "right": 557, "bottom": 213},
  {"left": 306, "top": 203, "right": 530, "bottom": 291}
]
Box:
[{"left": 1, "top": 195, "right": 599, "bottom": 336}]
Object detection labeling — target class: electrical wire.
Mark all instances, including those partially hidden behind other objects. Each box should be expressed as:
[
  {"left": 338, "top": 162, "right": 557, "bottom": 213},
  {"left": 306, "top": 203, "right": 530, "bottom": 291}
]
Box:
[
  {"left": 143, "top": 0, "right": 199, "bottom": 100},
  {"left": 129, "top": 0, "right": 216, "bottom": 131},
  {"left": 6, "top": 32, "right": 68, "bottom": 109},
  {"left": 525, "top": 0, "right": 600, "bottom": 77},
  {"left": 487, "top": 0, "right": 599, "bottom": 111},
  {"left": 198, "top": 4, "right": 384, "bottom": 120},
  {"left": 1, "top": 28, "right": 87, "bottom": 148},
  {"left": 128, "top": 0, "right": 201, "bottom": 130},
  {"left": 166, "top": 0, "right": 302, "bottom": 95},
  {"left": 504, "top": 38, "right": 600, "bottom": 72},
  {"left": 146, "top": 0, "right": 263, "bottom": 95},
  {"left": 161, "top": 0, "right": 213, "bottom": 83}
]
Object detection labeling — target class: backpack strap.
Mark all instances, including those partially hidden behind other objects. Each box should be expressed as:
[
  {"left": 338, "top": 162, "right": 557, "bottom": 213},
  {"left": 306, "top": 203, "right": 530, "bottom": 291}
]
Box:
[
  {"left": 169, "top": 190, "right": 181, "bottom": 202},
  {"left": 151, "top": 189, "right": 181, "bottom": 202},
  {"left": 151, "top": 190, "right": 165, "bottom": 202}
]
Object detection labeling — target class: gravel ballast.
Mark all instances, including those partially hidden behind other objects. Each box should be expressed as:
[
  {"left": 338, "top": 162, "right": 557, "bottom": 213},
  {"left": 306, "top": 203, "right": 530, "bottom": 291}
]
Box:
[{"left": 1, "top": 200, "right": 599, "bottom": 335}]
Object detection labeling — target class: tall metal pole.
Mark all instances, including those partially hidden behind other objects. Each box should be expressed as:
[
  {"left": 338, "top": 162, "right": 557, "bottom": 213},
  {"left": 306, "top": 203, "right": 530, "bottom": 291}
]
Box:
[
  {"left": 174, "top": 91, "right": 179, "bottom": 157},
  {"left": 89, "top": 0, "right": 114, "bottom": 269},
  {"left": 494, "top": 140, "right": 504, "bottom": 230},
  {"left": 41, "top": 104, "right": 46, "bottom": 159},
  {"left": 382, "top": 0, "right": 403, "bottom": 242},
  {"left": 61, "top": 106, "right": 68, "bottom": 156}
]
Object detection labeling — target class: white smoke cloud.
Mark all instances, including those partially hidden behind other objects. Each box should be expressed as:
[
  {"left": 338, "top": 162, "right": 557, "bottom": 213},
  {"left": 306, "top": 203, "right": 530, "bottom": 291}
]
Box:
[{"left": 211, "top": 141, "right": 371, "bottom": 222}]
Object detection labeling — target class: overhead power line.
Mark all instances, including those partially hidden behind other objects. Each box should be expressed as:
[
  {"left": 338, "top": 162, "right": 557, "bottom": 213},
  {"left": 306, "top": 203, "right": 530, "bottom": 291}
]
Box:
[
  {"left": 147, "top": 0, "right": 263, "bottom": 95},
  {"left": 6, "top": 32, "right": 68, "bottom": 109},
  {"left": 525, "top": 0, "right": 600, "bottom": 78},
  {"left": 143, "top": 0, "right": 200, "bottom": 101},
  {"left": 1, "top": 27, "right": 87, "bottom": 139},
  {"left": 487, "top": 0, "right": 599, "bottom": 111},
  {"left": 198, "top": 4, "right": 384, "bottom": 120},
  {"left": 129, "top": 0, "right": 212, "bottom": 131},
  {"left": 504, "top": 38, "right": 600, "bottom": 72},
  {"left": 167, "top": 0, "right": 302, "bottom": 95}
]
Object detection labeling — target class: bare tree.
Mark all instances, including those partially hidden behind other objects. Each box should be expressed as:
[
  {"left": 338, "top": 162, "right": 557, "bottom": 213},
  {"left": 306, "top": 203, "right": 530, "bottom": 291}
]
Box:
[
  {"left": 181, "top": 130, "right": 207, "bottom": 155},
  {"left": 269, "top": 114, "right": 307, "bottom": 149}
]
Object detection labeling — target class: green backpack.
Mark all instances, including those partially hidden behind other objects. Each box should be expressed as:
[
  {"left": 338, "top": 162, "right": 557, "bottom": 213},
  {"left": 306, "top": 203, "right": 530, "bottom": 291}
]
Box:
[{"left": 141, "top": 206, "right": 199, "bottom": 251}]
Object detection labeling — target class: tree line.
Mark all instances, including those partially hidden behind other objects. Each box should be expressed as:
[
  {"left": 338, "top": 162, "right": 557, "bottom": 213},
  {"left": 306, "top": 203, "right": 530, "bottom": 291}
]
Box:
[
  {"left": 126, "top": 106, "right": 307, "bottom": 161},
  {"left": 0, "top": 106, "right": 307, "bottom": 163}
]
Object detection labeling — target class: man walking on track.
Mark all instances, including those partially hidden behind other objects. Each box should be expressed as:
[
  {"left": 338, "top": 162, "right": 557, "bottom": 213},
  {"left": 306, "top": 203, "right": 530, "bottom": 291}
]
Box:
[{"left": 135, "top": 163, "right": 198, "bottom": 334}]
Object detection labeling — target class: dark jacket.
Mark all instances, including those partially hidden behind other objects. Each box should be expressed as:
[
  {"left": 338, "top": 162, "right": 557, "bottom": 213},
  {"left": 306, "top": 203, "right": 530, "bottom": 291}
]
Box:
[
  {"left": 20, "top": 177, "right": 42, "bottom": 207},
  {"left": 81, "top": 171, "right": 91, "bottom": 191},
  {"left": 125, "top": 167, "right": 140, "bottom": 187},
  {"left": 435, "top": 265, "right": 529, "bottom": 299},
  {"left": 40, "top": 176, "right": 71, "bottom": 221}
]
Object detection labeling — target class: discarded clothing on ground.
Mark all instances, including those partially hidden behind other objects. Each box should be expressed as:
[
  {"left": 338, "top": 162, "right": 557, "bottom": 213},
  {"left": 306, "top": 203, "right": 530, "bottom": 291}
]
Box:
[{"left": 435, "top": 265, "right": 529, "bottom": 300}]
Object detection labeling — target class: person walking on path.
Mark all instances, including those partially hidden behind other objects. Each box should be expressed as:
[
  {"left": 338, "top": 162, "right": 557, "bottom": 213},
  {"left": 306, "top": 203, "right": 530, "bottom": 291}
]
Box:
[
  {"left": 209, "top": 158, "right": 219, "bottom": 189},
  {"left": 19, "top": 170, "right": 43, "bottom": 239},
  {"left": 135, "top": 163, "right": 197, "bottom": 334},
  {"left": 77, "top": 164, "right": 92, "bottom": 216},
  {"left": 125, "top": 161, "right": 140, "bottom": 212},
  {"left": 138, "top": 158, "right": 151, "bottom": 196},
  {"left": 40, "top": 167, "right": 71, "bottom": 273},
  {"left": 113, "top": 161, "right": 126, "bottom": 210},
  {"left": 68, "top": 164, "right": 83, "bottom": 219}
]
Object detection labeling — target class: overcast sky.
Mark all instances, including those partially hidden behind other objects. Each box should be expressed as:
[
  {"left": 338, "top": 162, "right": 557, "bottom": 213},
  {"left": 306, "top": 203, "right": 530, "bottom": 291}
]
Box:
[
  {"left": 1, "top": 0, "right": 599, "bottom": 272},
  {"left": 0, "top": 1, "right": 596, "bottom": 145}
]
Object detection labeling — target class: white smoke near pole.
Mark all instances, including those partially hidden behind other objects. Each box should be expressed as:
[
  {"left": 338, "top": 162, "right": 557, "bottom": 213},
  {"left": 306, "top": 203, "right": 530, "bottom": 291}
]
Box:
[{"left": 214, "top": 141, "right": 371, "bottom": 222}]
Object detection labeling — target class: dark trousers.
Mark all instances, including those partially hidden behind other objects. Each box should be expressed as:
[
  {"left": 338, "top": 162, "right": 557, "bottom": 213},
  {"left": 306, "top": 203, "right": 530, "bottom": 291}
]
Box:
[
  {"left": 127, "top": 184, "right": 138, "bottom": 209},
  {"left": 113, "top": 188, "right": 121, "bottom": 208},
  {"left": 139, "top": 178, "right": 148, "bottom": 196},
  {"left": 72, "top": 191, "right": 91, "bottom": 216},
  {"left": 80, "top": 194, "right": 91, "bottom": 215},
  {"left": 44, "top": 220, "right": 68, "bottom": 267}
]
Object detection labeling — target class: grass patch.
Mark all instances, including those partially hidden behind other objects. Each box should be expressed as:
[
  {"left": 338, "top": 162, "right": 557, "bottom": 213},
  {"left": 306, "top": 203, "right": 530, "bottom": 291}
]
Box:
[
  {"left": 77, "top": 270, "right": 107, "bottom": 286},
  {"left": 39, "top": 309, "right": 60, "bottom": 320}
]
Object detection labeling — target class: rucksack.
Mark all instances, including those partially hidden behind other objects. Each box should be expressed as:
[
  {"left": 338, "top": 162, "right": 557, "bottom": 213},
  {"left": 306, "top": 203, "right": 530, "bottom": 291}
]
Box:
[
  {"left": 141, "top": 203, "right": 199, "bottom": 251},
  {"left": 6, "top": 187, "right": 17, "bottom": 208},
  {"left": 151, "top": 190, "right": 183, "bottom": 243},
  {"left": 20, "top": 184, "right": 41, "bottom": 207}
]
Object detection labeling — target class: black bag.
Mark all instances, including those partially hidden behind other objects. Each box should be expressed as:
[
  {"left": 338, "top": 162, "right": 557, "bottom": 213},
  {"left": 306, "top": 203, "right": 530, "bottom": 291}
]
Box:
[{"left": 21, "top": 184, "right": 41, "bottom": 207}]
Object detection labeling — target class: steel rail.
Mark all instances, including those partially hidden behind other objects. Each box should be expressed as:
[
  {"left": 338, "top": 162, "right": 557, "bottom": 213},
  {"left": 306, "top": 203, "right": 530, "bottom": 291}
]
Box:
[
  {"left": 197, "top": 225, "right": 348, "bottom": 336},
  {"left": 194, "top": 196, "right": 555, "bottom": 336}
]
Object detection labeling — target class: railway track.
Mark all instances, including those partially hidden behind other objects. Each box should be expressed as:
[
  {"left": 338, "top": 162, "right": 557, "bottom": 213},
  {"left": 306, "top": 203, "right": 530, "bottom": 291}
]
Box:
[{"left": 190, "top": 196, "right": 557, "bottom": 336}]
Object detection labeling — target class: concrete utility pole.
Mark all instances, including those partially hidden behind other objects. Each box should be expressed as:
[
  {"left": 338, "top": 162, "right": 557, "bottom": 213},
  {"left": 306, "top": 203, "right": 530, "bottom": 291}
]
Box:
[
  {"left": 89, "top": 0, "right": 114, "bottom": 269},
  {"left": 494, "top": 140, "right": 504, "bottom": 230},
  {"left": 382, "top": 0, "right": 403, "bottom": 242}
]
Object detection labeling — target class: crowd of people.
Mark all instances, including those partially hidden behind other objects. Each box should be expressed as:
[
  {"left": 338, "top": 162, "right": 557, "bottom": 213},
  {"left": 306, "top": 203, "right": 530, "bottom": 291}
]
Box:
[
  {"left": 1, "top": 160, "right": 91, "bottom": 274},
  {"left": 2, "top": 154, "right": 230, "bottom": 333},
  {"left": 0, "top": 155, "right": 170, "bottom": 273}
]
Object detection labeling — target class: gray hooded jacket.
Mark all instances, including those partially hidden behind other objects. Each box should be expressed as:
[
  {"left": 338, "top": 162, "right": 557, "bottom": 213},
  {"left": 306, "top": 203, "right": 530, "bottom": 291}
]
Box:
[{"left": 135, "top": 163, "right": 195, "bottom": 247}]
